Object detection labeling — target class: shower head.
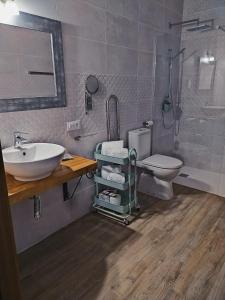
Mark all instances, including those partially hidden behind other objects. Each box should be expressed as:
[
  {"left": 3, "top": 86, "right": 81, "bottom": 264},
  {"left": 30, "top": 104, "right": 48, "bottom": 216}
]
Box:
[
  {"left": 186, "top": 24, "right": 211, "bottom": 32},
  {"left": 186, "top": 19, "right": 214, "bottom": 33}
]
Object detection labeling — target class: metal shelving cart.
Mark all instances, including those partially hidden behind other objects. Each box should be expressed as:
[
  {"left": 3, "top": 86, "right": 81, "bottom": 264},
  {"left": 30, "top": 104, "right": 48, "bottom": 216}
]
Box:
[{"left": 93, "top": 143, "right": 139, "bottom": 225}]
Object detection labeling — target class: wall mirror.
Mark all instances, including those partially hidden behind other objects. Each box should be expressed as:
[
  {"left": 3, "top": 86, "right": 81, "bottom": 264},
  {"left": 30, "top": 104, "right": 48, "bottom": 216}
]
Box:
[
  {"left": 0, "top": 12, "right": 66, "bottom": 113},
  {"left": 85, "top": 75, "right": 99, "bottom": 113}
]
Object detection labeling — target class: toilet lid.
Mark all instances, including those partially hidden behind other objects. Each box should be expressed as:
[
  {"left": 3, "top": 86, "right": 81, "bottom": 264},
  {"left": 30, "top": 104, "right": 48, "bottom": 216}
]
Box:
[{"left": 142, "top": 154, "right": 183, "bottom": 169}]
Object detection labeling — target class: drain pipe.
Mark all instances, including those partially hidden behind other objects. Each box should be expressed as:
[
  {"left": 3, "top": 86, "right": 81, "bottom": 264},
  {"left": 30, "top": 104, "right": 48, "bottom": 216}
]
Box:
[{"left": 33, "top": 196, "right": 41, "bottom": 220}]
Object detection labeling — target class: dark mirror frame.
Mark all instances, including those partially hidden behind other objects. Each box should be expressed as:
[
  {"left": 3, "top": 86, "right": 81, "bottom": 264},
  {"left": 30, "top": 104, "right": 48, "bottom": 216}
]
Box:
[{"left": 0, "top": 12, "right": 66, "bottom": 113}]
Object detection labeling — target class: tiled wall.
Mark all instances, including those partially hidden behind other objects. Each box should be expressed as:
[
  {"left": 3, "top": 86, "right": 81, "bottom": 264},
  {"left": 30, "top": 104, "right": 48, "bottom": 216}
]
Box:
[
  {"left": 0, "top": 0, "right": 183, "bottom": 252},
  {"left": 175, "top": 0, "right": 225, "bottom": 176}
]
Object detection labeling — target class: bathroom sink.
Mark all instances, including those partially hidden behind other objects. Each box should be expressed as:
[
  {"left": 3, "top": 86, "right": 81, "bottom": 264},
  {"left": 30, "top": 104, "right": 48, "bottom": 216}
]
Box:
[{"left": 3, "top": 143, "right": 65, "bottom": 181}]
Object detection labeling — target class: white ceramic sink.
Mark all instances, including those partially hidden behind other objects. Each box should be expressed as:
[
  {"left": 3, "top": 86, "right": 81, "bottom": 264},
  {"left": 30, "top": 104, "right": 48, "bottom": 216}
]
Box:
[{"left": 3, "top": 143, "right": 65, "bottom": 181}]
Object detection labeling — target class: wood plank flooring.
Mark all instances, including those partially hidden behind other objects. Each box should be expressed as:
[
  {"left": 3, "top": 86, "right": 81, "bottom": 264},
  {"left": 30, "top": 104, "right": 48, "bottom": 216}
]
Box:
[{"left": 19, "top": 184, "right": 225, "bottom": 300}]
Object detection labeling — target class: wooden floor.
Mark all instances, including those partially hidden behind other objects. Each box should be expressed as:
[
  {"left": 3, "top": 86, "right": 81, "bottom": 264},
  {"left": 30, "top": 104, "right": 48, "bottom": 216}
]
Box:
[{"left": 19, "top": 184, "right": 225, "bottom": 300}]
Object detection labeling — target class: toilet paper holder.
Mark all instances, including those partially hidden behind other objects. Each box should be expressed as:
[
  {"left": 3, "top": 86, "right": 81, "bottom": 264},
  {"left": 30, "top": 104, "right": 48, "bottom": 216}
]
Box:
[{"left": 143, "top": 120, "right": 154, "bottom": 128}]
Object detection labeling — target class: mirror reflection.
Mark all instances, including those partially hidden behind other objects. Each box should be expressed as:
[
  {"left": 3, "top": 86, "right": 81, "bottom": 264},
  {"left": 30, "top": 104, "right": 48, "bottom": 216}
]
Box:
[{"left": 0, "top": 23, "right": 56, "bottom": 99}]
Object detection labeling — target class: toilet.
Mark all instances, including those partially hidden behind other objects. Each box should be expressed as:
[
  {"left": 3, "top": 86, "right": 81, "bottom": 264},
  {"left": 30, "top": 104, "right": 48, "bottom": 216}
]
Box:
[{"left": 128, "top": 128, "right": 183, "bottom": 200}]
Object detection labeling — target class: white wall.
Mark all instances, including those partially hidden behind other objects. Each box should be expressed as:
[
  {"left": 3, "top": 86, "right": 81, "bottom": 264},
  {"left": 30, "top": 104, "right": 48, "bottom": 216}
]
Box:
[{"left": 0, "top": 0, "right": 183, "bottom": 252}]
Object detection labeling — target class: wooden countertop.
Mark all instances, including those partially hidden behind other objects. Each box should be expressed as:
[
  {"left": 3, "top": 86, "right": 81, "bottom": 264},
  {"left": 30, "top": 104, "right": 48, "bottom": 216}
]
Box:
[{"left": 6, "top": 156, "right": 97, "bottom": 205}]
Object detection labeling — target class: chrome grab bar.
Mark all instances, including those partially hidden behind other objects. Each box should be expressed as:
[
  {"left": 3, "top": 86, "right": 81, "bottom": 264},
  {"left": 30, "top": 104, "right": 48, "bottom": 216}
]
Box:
[{"left": 106, "top": 95, "right": 120, "bottom": 141}]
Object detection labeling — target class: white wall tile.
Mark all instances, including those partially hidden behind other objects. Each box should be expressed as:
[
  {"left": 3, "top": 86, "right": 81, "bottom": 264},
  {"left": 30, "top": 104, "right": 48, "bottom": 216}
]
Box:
[
  {"left": 107, "top": 13, "right": 138, "bottom": 49},
  {"left": 107, "top": 45, "right": 138, "bottom": 75}
]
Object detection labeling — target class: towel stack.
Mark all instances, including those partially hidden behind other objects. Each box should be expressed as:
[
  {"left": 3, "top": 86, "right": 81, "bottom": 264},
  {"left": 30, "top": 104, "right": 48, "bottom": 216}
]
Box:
[
  {"left": 101, "top": 165, "right": 125, "bottom": 184},
  {"left": 101, "top": 140, "right": 128, "bottom": 158}
]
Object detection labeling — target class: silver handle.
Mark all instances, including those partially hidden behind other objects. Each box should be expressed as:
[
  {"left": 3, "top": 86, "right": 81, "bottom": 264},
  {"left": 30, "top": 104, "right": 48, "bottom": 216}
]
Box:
[
  {"left": 13, "top": 131, "right": 29, "bottom": 147},
  {"left": 106, "top": 95, "right": 120, "bottom": 141}
]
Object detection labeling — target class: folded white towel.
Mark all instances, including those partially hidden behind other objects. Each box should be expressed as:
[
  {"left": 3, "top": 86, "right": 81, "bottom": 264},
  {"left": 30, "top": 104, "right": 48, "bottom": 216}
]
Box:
[
  {"left": 113, "top": 148, "right": 128, "bottom": 158},
  {"left": 102, "top": 165, "right": 121, "bottom": 174},
  {"left": 107, "top": 172, "right": 125, "bottom": 184},
  {"left": 101, "top": 168, "right": 110, "bottom": 180},
  {"left": 101, "top": 140, "right": 124, "bottom": 156},
  {"left": 101, "top": 167, "right": 125, "bottom": 184}
]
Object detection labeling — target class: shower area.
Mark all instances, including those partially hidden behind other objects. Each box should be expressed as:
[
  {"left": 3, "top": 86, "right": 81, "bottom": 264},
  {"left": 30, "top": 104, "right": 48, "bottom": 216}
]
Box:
[{"left": 171, "top": 3, "right": 225, "bottom": 196}]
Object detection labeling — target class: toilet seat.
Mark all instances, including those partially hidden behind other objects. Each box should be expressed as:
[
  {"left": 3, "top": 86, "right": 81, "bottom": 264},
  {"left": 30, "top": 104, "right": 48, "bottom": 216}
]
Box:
[{"left": 142, "top": 154, "right": 183, "bottom": 169}]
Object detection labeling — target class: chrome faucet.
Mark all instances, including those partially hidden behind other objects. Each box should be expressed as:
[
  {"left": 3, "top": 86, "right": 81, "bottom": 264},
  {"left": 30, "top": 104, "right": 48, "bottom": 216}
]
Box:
[{"left": 13, "top": 131, "right": 29, "bottom": 148}]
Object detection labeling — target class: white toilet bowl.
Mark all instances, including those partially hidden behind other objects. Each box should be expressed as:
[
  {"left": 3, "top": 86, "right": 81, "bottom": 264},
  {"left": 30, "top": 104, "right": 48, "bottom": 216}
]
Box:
[
  {"left": 137, "top": 154, "right": 183, "bottom": 200},
  {"left": 128, "top": 128, "right": 183, "bottom": 200}
]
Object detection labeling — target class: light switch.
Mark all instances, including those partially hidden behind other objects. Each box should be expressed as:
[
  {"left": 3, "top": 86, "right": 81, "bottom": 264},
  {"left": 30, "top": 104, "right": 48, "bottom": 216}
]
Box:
[{"left": 66, "top": 120, "right": 81, "bottom": 132}]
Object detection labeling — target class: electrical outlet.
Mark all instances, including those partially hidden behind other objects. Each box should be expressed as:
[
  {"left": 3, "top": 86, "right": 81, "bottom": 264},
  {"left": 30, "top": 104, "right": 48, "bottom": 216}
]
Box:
[{"left": 66, "top": 120, "right": 81, "bottom": 132}]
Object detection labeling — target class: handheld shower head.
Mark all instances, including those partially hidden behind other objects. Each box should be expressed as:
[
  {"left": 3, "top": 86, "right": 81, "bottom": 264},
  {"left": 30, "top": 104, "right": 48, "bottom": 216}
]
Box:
[
  {"left": 186, "top": 19, "right": 214, "bottom": 33},
  {"left": 187, "top": 24, "right": 211, "bottom": 32}
]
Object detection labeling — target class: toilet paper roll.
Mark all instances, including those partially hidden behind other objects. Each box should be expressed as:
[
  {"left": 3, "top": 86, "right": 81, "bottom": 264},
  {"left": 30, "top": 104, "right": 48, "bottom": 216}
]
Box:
[{"left": 143, "top": 120, "right": 154, "bottom": 128}]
